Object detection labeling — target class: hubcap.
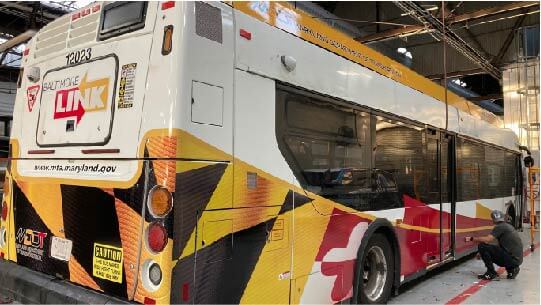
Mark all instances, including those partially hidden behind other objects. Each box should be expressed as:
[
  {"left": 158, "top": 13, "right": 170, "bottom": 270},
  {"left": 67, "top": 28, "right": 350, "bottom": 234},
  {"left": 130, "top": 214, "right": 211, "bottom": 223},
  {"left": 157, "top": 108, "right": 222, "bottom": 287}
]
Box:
[{"left": 362, "top": 245, "right": 388, "bottom": 302}]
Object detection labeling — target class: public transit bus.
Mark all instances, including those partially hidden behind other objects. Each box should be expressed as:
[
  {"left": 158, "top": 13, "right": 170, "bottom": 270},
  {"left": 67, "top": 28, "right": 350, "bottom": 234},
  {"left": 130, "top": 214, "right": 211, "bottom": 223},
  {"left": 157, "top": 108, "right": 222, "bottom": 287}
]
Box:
[{"left": 0, "top": 1, "right": 524, "bottom": 304}]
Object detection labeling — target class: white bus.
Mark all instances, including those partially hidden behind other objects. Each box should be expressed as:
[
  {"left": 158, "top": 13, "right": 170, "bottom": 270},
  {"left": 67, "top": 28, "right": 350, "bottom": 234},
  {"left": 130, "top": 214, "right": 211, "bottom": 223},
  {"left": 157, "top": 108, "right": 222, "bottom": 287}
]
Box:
[{"left": 0, "top": 2, "right": 524, "bottom": 304}]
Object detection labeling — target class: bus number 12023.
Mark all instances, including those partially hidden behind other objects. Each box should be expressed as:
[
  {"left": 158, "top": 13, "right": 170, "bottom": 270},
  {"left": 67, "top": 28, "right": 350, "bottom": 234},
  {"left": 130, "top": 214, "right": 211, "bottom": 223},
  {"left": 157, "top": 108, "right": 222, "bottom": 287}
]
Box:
[{"left": 66, "top": 48, "right": 92, "bottom": 65}]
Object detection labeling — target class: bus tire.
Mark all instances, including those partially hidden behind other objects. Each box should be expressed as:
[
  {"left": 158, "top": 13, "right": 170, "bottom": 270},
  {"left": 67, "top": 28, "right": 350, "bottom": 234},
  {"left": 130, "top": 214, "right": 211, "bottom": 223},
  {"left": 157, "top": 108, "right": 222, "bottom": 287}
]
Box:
[{"left": 355, "top": 233, "right": 394, "bottom": 304}]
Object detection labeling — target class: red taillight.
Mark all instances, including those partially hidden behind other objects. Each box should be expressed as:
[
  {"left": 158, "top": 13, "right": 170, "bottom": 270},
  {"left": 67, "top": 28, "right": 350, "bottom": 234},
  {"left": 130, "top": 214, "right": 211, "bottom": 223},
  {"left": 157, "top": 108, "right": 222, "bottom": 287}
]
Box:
[
  {"left": 23, "top": 49, "right": 29, "bottom": 56},
  {"left": 147, "top": 222, "right": 167, "bottom": 253},
  {"left": 1, "top": 202, "right": 7, "bottom": 221},
  {"left": 143, "top": 297, "right": 156, "bottom": 305}
]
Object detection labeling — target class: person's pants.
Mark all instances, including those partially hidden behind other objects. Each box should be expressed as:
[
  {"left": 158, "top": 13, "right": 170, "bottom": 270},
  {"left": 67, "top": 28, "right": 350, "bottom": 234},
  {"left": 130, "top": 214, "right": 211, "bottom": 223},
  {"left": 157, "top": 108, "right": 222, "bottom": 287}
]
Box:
[{"left": 478, "top": 243, "right": 520, "bottom": 273}]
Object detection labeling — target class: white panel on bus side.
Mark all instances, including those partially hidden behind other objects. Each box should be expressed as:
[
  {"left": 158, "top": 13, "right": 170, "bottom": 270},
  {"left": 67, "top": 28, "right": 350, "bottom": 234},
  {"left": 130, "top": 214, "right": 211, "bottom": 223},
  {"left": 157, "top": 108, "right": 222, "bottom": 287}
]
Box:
[
  {"left": 179, "top": 2, "right": 234, "bottom": 161},
  {"left": 191, "top": 81, "right": 224, "bottom": 127},
  {"left": 233, "top": 69, "right": 299, "bottom": 187}
]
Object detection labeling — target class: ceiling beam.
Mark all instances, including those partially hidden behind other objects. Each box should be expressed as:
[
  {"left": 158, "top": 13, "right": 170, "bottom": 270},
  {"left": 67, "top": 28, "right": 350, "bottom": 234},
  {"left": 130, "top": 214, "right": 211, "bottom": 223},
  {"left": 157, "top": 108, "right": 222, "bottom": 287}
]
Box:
[
  {"left": 451, "top": 1, "right": 538, "bottom": 24},
  {"left": 492, "top": 11, "right": 528, "bottom": 65},
  {"left": 394, "top": 1, "right": 501, "bottom": 80},
  {"left": 0, "top": 30, "right": 36, "bottom": 53},
  {"left": 426, "top": 68, "right": 486, "bottom": 80},
  {"left": 0, "top": 2, "right": 60, "bottom": 20},
  {"left": 356, "top": 1, "right": 539, "bottom": 43}
]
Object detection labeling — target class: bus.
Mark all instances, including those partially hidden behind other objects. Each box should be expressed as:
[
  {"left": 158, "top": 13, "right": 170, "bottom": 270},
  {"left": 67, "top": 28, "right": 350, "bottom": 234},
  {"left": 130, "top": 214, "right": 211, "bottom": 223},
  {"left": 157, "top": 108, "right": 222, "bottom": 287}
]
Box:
[{"left": 0, "top": 1, "right": 525, "bottom": 304}]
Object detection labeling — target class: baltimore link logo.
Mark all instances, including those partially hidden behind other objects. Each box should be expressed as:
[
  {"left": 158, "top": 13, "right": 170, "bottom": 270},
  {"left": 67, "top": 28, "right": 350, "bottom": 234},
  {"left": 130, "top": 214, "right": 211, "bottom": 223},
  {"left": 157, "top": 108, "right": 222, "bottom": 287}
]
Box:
[{"left": 53, "top": 72, "right": 110, "bottom": 124}]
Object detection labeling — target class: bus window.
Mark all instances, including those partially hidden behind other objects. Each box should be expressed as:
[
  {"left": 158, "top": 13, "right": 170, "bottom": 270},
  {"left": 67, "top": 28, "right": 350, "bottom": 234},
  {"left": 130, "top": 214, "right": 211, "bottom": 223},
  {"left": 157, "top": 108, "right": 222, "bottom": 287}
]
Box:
[
  {"left": 374, "top": 116, "right": 424, "bottom": 207},
  {"left": 456, "top": 139, "right": 484, "bottom": 202},
  {"left": 276, "top": 89, "right": 373, "bottom": 211},
  {"left": 503, "top": 151, "right": 518, "bottom": 198},
  {"left": 485, "top": 146, "right": 504, "bottom": 198},
  {"left": 99, "top": 2, "right": 148, "bottom": 40}
]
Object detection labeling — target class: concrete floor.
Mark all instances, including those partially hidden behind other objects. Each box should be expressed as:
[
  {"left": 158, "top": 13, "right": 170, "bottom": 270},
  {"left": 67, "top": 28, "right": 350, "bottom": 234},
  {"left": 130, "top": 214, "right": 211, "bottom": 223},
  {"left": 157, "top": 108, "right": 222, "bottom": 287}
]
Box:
[{"left": 390, "top": 226, "right": 540, "bottom": 305}]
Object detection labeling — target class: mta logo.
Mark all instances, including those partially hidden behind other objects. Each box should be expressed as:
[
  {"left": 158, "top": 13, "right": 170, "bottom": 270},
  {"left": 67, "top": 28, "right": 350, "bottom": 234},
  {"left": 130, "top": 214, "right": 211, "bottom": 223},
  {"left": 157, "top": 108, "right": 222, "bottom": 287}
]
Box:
[
  {"left": 16, "top": 228, "right": 47, "bottom": 249},
  {"left": 54, "top": 73, "right": 109, "bottom": 124}
]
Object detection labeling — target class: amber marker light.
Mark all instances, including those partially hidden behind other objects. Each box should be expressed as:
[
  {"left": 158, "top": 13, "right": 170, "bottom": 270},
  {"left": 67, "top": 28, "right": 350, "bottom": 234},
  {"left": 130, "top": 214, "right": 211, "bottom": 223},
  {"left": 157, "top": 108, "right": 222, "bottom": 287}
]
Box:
[
  {"left": 162, "top": 25, "right": 173, "bottom": 55},
  {"left": 148, "top": 186, "right": 173, "bottom": 218}
]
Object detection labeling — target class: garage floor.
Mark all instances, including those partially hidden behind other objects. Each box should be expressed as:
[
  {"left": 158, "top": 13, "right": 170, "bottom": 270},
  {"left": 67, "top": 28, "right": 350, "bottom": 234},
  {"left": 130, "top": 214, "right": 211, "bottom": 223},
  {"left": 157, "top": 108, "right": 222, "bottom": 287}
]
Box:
[{"left": 389, "top": 225, "right": 540, "bottom": 305}]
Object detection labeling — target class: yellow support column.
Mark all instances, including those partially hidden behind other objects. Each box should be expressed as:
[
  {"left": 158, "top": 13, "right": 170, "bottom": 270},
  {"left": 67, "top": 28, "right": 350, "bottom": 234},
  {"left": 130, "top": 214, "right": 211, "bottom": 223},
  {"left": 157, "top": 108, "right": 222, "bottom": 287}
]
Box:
[{"left": 528, "top": 167, "right": 539, "bottom": 252}]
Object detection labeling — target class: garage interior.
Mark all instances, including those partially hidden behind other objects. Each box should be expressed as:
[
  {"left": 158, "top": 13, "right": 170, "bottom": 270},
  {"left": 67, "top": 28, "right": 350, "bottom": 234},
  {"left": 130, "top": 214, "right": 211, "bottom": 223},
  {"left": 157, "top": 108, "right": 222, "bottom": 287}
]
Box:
[{"left": 0, "top": 1, "right": 539, "bottom": 305}]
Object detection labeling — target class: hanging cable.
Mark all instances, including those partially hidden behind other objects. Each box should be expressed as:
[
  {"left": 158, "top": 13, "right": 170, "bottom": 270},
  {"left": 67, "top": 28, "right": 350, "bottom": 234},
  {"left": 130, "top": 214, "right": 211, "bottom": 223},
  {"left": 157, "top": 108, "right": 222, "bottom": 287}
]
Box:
[{"left": 443, "top": 0, "right": 449, "bottom": 130}]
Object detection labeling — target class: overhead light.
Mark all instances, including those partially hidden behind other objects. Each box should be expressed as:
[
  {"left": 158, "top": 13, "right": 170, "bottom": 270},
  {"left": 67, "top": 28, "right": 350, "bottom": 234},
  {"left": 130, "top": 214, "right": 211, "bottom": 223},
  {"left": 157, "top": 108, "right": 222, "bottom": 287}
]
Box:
[
  {"left": 397, "top": 47, "right": 407, "bottom": 54},
  {"left": 452, "top": 79, "right": 467, "bottom": 87},
  {"left": 405, "top": 51, "right": 413, "bottom": 59}
]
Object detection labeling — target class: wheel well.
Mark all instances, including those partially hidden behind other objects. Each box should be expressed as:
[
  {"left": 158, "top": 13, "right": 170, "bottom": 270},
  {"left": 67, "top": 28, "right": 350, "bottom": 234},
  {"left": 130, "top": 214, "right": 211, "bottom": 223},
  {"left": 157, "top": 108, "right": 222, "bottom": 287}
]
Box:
[
  {"left": 353, "top": 219, "right": 401, "bottom": 301},
  {"left": 373, "top": 225, "right": 401, "bottom": 293}
]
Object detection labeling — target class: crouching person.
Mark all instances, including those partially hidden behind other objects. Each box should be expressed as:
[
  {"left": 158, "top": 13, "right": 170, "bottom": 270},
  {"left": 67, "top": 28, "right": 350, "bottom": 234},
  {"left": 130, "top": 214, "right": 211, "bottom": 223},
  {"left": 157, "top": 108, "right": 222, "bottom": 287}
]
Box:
[{"left": 465, "top": 210, "right": 523, "bottom": 280}]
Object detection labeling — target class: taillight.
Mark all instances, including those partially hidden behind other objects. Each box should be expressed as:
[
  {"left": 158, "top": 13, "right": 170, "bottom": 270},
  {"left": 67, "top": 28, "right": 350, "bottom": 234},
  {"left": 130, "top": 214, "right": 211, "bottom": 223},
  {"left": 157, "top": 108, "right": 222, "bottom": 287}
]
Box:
[
  {"left": 148, "top": 262, "right": 162, "bottom": 285},
  {"left": 148, "top": 186, "right": 172, "bottom": 217},
  {"left": 1, "top": 202, "right": 7, "bottom": 221},
  {"left": 3, "top": 176, "right": 9, "bottom": 197},
  {"left": 0, "top": 227, "right": 6, "bottom": 248},
  {"left": 147, "top": 222, "right": 167, "bottom": 253},
  {"left": 142, "top": 259, "right": 163, "bottom": 291}
]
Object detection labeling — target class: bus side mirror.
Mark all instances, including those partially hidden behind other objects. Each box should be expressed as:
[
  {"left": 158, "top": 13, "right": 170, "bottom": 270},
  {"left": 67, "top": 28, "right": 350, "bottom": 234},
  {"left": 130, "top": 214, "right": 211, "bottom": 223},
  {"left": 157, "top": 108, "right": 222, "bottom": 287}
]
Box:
[{"left": 524, "top": 155, "right": 534, "bottom": 168}]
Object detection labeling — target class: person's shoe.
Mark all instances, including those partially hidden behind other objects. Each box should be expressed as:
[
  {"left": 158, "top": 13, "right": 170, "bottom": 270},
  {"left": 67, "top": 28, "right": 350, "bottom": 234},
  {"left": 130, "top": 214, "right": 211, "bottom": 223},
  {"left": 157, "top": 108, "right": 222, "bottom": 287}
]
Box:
[
  {"left": 477, "top": 271, "right": 499, "bottom": 280},
  {"left": 507, "top": 267, "right": 520, "bottom": 279}
]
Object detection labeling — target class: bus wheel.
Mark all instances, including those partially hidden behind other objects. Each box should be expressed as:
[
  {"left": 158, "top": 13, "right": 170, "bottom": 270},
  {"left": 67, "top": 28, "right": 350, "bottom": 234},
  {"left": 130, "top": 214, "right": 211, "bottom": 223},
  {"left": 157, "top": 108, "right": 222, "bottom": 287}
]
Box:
[{"left": 356, "top": 233, "right": 394, "bottom": 304}]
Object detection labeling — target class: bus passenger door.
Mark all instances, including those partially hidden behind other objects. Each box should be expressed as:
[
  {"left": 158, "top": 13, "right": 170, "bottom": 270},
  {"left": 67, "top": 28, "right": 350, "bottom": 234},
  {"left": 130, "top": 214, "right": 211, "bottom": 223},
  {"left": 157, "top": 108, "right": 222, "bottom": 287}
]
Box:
[
  {"left": 424, "top": 131, "right": 441, "bottom": 264},
  {"left": 424, "top": 130, "right": 452, "bottom": 264},
  {"left": 440, "top": 133, "right": 453, "bottom": 260}
]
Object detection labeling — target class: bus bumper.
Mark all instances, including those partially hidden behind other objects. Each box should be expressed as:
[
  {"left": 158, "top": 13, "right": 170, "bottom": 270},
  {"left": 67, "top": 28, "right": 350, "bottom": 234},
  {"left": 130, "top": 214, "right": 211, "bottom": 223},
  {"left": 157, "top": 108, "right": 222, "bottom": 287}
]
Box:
[{"left": 0, "top": 259, "right": 131, "bottom": 304}]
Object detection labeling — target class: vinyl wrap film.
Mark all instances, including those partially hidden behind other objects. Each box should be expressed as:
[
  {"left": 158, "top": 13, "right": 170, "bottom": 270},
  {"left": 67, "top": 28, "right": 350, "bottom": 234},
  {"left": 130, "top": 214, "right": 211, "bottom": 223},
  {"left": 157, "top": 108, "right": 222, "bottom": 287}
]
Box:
[{"left": 6, "top": 129, "right": 499, "bottom": 304}]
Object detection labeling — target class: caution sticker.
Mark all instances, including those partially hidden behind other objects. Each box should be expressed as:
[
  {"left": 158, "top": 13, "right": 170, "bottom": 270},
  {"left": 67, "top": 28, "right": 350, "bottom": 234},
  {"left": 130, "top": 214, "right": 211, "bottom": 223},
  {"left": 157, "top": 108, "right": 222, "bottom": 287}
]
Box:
[
  {"left": 92, "top": 243, "right": 123, "bottom": 283},
  {"left": 118, "top": 63, "right": 137, "bottom": 109}
]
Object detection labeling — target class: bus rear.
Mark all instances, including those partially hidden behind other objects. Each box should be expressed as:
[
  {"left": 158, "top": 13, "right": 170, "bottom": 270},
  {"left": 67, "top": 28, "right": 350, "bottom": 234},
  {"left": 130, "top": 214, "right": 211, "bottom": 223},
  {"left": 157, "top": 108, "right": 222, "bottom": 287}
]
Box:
[{"left": 0, "top": 2, "right": 176, "bottom": 304}]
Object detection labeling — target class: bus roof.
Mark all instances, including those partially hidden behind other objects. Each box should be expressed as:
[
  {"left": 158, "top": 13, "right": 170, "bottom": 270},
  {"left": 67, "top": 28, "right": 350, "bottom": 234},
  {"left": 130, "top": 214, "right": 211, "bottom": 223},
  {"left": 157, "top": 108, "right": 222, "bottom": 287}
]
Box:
[{"left": 232, "top": 1, "right": 502, "bottom": 127}]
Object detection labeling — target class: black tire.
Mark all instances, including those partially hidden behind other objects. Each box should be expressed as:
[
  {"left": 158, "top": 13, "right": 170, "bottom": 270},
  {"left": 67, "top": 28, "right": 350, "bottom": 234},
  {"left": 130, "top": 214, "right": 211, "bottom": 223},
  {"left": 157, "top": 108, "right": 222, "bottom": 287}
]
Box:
[{"left": 355, "top": 233, "right": 394, "bottom": 304}]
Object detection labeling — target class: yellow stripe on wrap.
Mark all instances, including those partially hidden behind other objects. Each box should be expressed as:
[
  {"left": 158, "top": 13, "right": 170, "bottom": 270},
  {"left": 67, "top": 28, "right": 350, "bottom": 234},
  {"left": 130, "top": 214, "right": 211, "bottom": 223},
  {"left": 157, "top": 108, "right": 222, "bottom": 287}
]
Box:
[
  {"left": 16, "top": 180, "right": 65, "bottom": 237},
  {"left": 476, "top": 202, "right": 493, "bottom": 220}
]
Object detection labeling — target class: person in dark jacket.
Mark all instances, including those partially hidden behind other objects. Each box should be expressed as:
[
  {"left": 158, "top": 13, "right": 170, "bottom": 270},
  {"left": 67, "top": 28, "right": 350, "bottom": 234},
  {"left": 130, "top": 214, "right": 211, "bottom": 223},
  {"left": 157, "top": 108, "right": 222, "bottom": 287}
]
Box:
[{"left": 466, "top": 210, "right": 523, "bottom": 280}]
